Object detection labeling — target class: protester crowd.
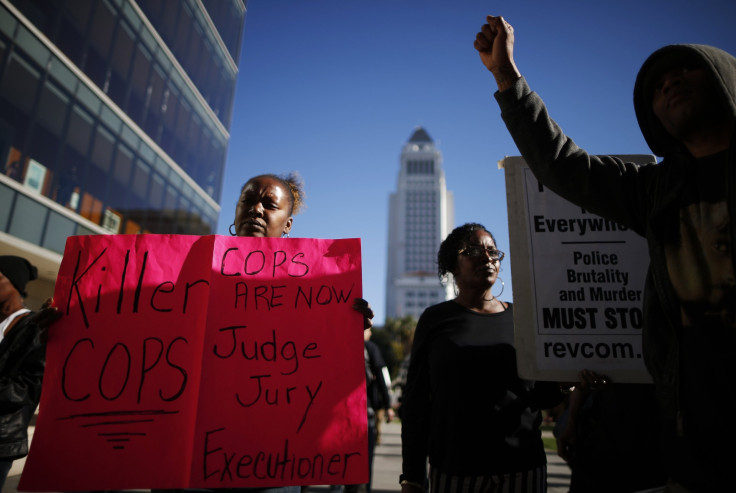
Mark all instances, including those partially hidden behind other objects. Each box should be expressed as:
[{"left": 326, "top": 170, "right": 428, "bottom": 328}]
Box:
[{"left": 4, "top": 11, "right": 736, "bottom": 493}]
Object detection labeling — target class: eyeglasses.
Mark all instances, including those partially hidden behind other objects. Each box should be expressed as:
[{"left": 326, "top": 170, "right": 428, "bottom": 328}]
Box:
[{"left": 459, "top": 245, "right": 505, "bottom": 261}]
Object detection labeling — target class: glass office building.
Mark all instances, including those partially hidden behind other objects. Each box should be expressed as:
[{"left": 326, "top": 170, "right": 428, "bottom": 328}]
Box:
[{"left": 0, "top": 0, "right": 246, "bottom": 306}]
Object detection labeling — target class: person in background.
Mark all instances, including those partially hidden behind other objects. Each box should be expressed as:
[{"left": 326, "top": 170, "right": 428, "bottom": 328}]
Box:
[
  {"left": 333, "top": 328, "right": 394, "bottom": 493},
  {"left": 474, "top": 14, "right": 736, "bottom": 491},
  {"left": 348, "top": 328, "right": 394, "bottom": 493},
  {"left": 0, "top": 255, "right": 44, "bottom": 489},
  {"left": 400, "top": 223, "right": 562, "bottom": 493},
  {"left": 391, "top": 354, "right": 411, "bottom": 421},
  {"left": 373, "top": 345, "right": 393, "bottom": 447}
]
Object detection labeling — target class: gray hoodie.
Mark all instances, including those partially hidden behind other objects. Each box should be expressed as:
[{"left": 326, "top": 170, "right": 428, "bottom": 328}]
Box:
[{"left": 495, "top": 43, "right": 736, "bottom": 490}]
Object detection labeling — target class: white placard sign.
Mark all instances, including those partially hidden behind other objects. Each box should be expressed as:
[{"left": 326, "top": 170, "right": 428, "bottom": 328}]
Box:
[{"left": 503, "top": 155, "right": 654, "bottom": 383}]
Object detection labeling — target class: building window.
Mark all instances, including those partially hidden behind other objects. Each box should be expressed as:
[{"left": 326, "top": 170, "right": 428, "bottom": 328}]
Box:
[
  {"left": 8, "top": 194, "right": 46, "bottom": 244},
  {"left": 37, "top": 80, "right": 69, "bottom": 137},
  {"left": 66, "top": 105, "right": 94, "bottom": 156},
  {"left": 1, "top": 54, "right": 41, "bottom": 114},
  {"left": 43, "top": 210, "right": 76, "bottom": 254}
]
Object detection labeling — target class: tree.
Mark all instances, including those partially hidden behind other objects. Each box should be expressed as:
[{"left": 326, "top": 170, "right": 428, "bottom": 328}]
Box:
[{"left": 373, "top": 315, "right": 417, "bottom": 379}]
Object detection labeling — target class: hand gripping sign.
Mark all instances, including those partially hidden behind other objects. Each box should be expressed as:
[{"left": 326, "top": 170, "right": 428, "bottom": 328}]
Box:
[{"left": 20, "top": 234, "right": 368, "bottom": 491}]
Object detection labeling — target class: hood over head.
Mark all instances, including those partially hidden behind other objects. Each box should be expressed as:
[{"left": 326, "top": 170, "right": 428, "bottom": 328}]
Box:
[{"left": 633, "top": 44, "right": 736, "bottom": 158}]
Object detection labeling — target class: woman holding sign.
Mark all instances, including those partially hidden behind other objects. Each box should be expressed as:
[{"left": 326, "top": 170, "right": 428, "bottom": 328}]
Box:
[
  {"left": 37, "top": 172, "right": 373, "bottom": 493},
  {"left": 227, "top": 173, "right": 375, "bottom": 493},
  {"left": 400, "top": 223, "right": 562, "bottom": 493},
  {"left": 229, "top": 172, "right": 373, "bottom": 327},
  {"left": 230, "top": 173, "right": 299, "bottom": 239}
]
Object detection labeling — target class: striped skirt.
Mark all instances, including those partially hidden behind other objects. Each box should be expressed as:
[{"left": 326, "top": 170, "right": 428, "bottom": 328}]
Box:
[{"left": 429, "top": 465, "right": 547, "bottom": 493}]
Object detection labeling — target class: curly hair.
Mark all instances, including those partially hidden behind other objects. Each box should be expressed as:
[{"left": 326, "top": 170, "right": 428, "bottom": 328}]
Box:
[
  {"left": 242, "top": 172, "right": 306, "bottom": 215},
  {"left": 437, "top": 222, "right": 496, "bottom": 282}
]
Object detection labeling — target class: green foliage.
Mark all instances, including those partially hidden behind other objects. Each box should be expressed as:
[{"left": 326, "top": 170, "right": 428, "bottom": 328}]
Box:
[
  {"left": 369, "top": 329, "right": 398, "bottom": 376},
  {"left": 383, "top": 315, "right": 418, "bottom": 342},
  {"left": 542, "top": 436, "right": 557, "bottom": 451},
  {"left": 371, "top": 315, "right": 417, "bottom": 379}
]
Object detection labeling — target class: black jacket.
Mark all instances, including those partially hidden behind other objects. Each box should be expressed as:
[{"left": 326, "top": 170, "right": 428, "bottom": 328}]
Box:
[{"left": 0, "top": 313, "right": 45, "bottom": 460}]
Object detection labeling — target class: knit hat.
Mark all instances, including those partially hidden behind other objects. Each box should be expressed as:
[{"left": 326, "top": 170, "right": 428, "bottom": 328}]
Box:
[{"left": 0, "top": 255, "right": 38, "bottom": 298}]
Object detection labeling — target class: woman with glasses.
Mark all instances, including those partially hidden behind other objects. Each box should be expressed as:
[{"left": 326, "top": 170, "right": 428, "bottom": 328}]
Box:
[{"left": 399, "top": 223, "right": 562, "bottom": 493}]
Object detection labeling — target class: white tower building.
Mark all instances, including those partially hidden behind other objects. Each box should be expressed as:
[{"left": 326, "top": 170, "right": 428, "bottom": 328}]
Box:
[{"left": 385, "top": 127, "right": 454, "bottom": 320}]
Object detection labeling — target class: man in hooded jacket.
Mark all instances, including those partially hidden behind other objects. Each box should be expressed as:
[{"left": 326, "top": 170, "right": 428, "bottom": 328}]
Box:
[
  {"left": 0, "top": 255, "right": 44, "bottom": 489},
  {"left": 474, "top": 14, "right": 736, "bottom": 493}
]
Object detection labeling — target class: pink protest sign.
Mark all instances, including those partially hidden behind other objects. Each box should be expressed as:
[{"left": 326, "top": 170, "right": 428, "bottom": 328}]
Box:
[{"left": 20, "top": 235, "right": 368, "bottom": 491}]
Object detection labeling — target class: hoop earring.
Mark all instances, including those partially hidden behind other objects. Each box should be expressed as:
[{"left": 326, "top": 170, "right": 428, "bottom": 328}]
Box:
[
  {"left": 282, "top": 232, "right": 290, "bottom": 238},
  {"left": 229, "top": 224, "right": 237, "bottom": 236},
  {"left": 492, "top": 277, "right": 505, "bottom": 299}
]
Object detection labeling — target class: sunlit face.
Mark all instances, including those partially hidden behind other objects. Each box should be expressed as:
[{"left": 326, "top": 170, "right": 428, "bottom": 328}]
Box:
[
  {"left": 233, "top": 177, "right": 293, "bottom": 238},
  {"left": 651, "top": 67, "right": 720, "bottom": 140},
  {"left": 453, "top": 230, "right": 500, "bottom": 293}
]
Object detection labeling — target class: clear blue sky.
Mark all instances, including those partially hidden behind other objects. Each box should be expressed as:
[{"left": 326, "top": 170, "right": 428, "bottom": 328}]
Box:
[{"left": 215, "top": 0, "right": 736, "bottom": 325}]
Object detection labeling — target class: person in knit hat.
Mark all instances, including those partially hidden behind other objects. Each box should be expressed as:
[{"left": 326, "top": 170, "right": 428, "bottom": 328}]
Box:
[
  {"left": 0, "top": 255, "right": 37, "bottom": 301},
  {"left": 0, "top": 255, "right": 45, "bottom": 488}
]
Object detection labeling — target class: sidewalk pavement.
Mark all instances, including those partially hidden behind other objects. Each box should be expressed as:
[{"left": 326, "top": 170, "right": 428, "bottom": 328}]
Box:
[{"left": 4, "top": 421, "right": 570, "bottom": 493}]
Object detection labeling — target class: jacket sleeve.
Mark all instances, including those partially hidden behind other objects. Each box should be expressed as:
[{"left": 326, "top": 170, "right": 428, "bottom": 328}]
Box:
[
  {"left": 495, "top": 77, "right": 655, "bottom": 237},
  {"left": 400, "top": 313, "right": 433, "bottom": 484},
  {"left": 0, "top": 321, "right": 46, "bottom": 415}
]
